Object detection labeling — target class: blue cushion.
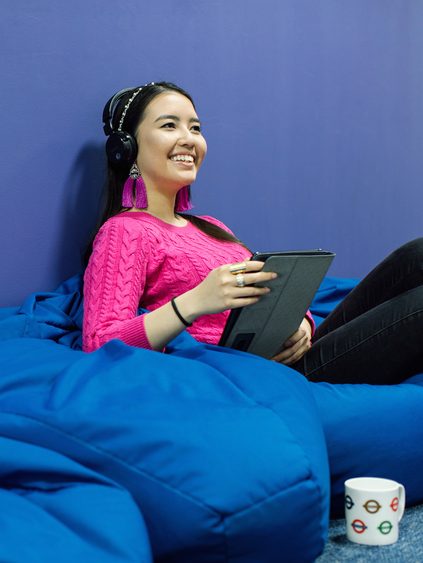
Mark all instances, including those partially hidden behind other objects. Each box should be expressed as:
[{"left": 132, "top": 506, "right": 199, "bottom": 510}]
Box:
[
  {"left": 311, "top": 376, "right": 423, "bottom": 517},
  {"left": 310, "top": 277, "right": 423, "bottom": 517},
  {"left": 0, "top": 334, "right": 330, "bottom": 562},
  {"left": 0, "top": 436, "right": 152, "bottom": 562}
]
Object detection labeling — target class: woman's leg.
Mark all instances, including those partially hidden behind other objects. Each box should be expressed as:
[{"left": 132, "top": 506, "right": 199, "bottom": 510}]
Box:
[
  {"left": 315, "top": 238, "right": 423, "bottom": 338},
  {"left": 293, "top": 238, "right": 423, "bottom": 384}
]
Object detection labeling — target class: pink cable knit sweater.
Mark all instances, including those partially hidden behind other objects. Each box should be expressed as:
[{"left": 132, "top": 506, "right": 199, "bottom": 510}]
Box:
[
  {"left": 83, "top": 212, "right": 251, "bottom": 352},
  {"left": 83, "top": 211, "right": 315, "bottom": 353}
]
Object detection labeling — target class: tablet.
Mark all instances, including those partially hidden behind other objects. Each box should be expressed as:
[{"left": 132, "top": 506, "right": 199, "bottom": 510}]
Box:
[{"left": 218, "top": 250, "right": 335, "bottom": 359}]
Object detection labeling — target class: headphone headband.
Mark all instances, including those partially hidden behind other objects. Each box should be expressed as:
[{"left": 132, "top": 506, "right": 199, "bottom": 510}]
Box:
[
  {"left": 102, "top": 87, "right": 134, "bottom": 136},
  {"left": 102, "top": 82, "right": 155, "bottom": 136}
]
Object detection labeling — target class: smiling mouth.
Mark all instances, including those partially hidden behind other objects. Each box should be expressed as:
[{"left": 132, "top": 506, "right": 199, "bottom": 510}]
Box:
[{"left": 169, "top": 154, "right": 195, "bottom": 164}]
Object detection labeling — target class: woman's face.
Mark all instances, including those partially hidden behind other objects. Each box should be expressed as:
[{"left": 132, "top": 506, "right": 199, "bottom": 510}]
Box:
[{"left": 135, "top": 91, "right": 207, "bottom": 192}]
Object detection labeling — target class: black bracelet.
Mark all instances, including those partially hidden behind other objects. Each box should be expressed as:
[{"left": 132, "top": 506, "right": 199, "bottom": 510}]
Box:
[{"left": 170, "top": 298, "right": 192, "bottom": 327}]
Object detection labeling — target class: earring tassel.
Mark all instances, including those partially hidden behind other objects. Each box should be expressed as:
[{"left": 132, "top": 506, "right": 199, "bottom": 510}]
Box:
[
  {"left": 122, "top": 176, "right": 135, "bottom": 208},
  {"left": 135, "top": 176, "right": 148, "bottom": 208},
  {"left": 122, "top": 171, "right": 148, "bottom": 209},
  {"left": 175, "top": 185, "right": 193, "bottom": 212}
]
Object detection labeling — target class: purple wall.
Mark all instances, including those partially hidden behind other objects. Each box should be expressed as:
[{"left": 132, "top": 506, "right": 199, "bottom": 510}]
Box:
[{"left": 1, "top": 1, "right": 422, "bottom": 306}]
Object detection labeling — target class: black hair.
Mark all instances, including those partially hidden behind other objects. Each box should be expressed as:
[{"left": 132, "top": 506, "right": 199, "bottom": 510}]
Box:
[{"left": 84, "top": 81, "right": 247, "bottom": 264}]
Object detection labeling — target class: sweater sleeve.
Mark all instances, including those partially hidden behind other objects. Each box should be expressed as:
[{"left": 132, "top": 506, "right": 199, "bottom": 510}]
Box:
[
  {"left": 82, "top": 217, "right": 153, "bottom": 352},
  {"left": 305, "top": 310, "right": 316, "bottom": 337}
]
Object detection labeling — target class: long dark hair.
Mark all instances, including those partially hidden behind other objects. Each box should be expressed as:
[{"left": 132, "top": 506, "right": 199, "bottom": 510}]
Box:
[{"left": 85, "top": 81, "right": 246, "bottom": 263}]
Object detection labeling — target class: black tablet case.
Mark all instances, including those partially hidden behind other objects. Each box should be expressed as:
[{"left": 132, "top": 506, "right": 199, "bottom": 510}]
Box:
[{"left": 219, "top": 250, "right": 335, "bottom": 359}]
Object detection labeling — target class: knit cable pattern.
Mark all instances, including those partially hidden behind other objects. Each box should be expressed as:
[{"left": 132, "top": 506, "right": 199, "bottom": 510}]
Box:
[
  {"left": 83, "top": 217, "right": 150, "bottom": 352},
  {"left": 83, "top": 213, "right": 250, "bottom": 352}
]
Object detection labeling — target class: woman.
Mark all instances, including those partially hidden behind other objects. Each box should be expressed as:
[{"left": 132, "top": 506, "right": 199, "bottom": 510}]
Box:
[{"left": 83, "top": 81, "right": 423, "bottom": 384}]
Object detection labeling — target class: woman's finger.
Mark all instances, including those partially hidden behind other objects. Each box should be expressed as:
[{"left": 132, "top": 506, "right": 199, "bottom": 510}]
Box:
[
  {"left": 272, "top": 332, "right": 308, "bottom": 363},
  {"left": 241, "top": 260, "right": 267, "bottom": 272},
  {"left": 224, "top": 286, "right": 271, "bottom": 308},
  {"left": 227, "top": 296, "right": 262, "bottom": 309},
  {"left": 226, "top": 260, "right": 278, "bottom": 278},
  {"left": 224, "top": 271, "right": 277, "bottom": 290},
  {"left": 283, "top": 328, "right": 305, "bottom": 348},
  {"left": 238, "top": 272, "right": 278, "bottom": 286},
  {"left": 240, "top": 285, "right": 271, "bottom": 296},
  {"left": 282, "top": 340, "right": 311, "bottom": 365}
]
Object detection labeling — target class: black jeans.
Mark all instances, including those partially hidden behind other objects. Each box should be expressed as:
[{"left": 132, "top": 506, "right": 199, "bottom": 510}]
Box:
[{"left": 293, "top": 238, "right": 423, "bottom": 384}]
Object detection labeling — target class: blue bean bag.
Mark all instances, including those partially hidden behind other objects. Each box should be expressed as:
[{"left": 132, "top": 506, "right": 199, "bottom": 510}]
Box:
[
  {"left": 0, "top": 275, "right": 330, "bottom": 563},
  {"left": 0, "top": 274, "right": 422, "bottom": 562},
  {"left": 312, "top": 373, "right": 423, "bottom": 517},
  {"left": 0, "top": 437, "right": 152, "bottom": 562},
  {"left": 310, "top": 278, "right": 423, "bottom": 518}
]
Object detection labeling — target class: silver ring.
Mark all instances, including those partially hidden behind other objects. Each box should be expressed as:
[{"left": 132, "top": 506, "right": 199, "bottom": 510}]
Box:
[{"left": 235, "top": 273, "right": 246, "bottom": 287}]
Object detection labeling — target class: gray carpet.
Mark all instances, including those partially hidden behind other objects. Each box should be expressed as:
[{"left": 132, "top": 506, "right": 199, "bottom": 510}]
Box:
[{"left": 317, "top": 504, "right": 423, "bottom": 562}]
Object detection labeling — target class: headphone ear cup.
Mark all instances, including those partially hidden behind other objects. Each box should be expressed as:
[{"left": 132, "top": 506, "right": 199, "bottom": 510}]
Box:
[{"left": 106, "top": 132, "right": 138, "bottom": 166}]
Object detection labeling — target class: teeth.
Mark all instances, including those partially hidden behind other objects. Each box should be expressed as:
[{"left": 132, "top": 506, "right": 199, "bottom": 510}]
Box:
[{"left": 170, "top": 155, "right": 194, "bottom": 162}]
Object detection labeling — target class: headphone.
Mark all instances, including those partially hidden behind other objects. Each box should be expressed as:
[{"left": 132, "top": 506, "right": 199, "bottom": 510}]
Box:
[{"left": 102, "top": 87, "right": 141, "bottom": 166}]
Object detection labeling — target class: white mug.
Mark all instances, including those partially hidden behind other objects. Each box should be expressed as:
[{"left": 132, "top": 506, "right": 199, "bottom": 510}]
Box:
[{"left": 344, "top": 477, "right": 405, "bottom": 545}]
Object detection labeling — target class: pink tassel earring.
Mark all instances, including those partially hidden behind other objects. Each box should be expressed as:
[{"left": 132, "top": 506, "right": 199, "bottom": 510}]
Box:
[
  {"left": 175, "top": 185, "right": 193, "bottom": 212},
  {"left": 122, "top": 163, "right": 148, "bottom": 208}
]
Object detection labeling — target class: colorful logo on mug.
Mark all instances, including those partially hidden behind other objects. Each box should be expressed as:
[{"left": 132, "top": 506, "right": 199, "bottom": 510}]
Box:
[
  {"left": 351, "top": 519, "right": 367, "bottom": 534},
  {"left": 378, "top": 520, "right": 393, "bottom": 535},
  {"left": 390, "top": 497, "right": 399, "bottom": 512},
  {"left": 363, "top": 499, "right": 382, "bottom": 514},
  {"left": 345, "top": 495, "right": 354, "bottom": 510}
]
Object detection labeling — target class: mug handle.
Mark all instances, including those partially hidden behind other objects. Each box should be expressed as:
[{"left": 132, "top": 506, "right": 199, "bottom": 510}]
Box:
[{"left": 397, "top": 483, "right": 406, "bottom": 521}]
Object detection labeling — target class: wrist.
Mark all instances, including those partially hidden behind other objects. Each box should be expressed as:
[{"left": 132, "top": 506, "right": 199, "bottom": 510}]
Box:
[
  {"left": 173, "top": 291, "right": 201, "bottom": 324},
  {"left": 171, "top": 298, "right": 192, "bottom": 327}
]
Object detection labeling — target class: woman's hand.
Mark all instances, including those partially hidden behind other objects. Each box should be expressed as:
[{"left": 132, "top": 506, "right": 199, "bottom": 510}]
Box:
[
  {"left": 144, "top": 260, "right": 277, "bottom": 351},
  {"left": 271, "top": 318, "right": 312, "bottom": 365},
  {"left": 180, "top": 261, "right": 277, "bottom": 321}
]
